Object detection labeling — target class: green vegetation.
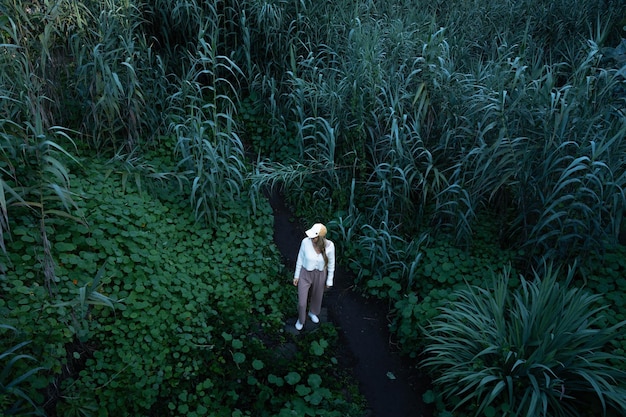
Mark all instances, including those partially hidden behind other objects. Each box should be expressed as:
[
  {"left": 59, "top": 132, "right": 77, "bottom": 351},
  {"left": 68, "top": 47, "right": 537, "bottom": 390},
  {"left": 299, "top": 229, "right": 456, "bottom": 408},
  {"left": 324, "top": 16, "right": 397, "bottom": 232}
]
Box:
[
  {"left": 1, "top": 0, "right": 626, "bottom": 415},
  {"left": 2, "top": 155, "right": 364, "bottom": 415},
  {"left": 421, "top": 265, "right": 626, "bottom": 417}
]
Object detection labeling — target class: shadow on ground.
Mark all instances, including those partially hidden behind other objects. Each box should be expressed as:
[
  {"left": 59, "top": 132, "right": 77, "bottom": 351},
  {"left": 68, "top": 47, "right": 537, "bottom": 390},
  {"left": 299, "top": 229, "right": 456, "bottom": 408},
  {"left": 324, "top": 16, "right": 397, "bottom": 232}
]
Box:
[{"left": 268, "top": 191, "right": 434, "bottom": 417}]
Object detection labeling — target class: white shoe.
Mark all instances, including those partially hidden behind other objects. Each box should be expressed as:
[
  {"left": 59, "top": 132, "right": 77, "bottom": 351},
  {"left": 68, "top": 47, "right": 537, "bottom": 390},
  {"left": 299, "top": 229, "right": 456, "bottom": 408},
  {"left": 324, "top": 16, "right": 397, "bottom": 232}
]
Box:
[
  {"left": 308, "top": 312, "right": 319, "bottom": 324},
  {"left": 295, "top": 320, "right": 303, "bottom": 331}
]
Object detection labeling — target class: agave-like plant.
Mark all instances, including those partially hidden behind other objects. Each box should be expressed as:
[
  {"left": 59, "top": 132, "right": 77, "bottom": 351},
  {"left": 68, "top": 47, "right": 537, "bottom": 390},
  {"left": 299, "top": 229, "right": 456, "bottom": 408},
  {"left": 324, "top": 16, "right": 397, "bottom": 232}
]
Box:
[{"left": 421, "top": 264, "right": 626, "bottom": 417}]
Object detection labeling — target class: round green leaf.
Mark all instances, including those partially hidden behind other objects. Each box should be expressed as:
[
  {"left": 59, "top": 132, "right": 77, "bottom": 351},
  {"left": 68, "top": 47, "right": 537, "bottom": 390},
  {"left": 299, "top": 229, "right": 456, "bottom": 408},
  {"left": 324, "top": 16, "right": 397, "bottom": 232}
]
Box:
[
  {"left": 307, "top": 374, "right": 322, "bottom": 388},
  {"left": 268, "top": 374, "right": 284, "bottom": 387},
  {"left": 285, "top": 371, "right": 301, "bottom": 385},
  {"left": 295, "top": 384, "right": 311, "bottom": 396}
]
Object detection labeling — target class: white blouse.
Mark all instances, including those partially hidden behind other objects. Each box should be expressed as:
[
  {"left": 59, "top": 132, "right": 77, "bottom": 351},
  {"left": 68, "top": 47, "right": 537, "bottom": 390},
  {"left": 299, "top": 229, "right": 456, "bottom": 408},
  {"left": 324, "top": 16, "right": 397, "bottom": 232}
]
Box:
[{"left": 294, "top": 237, "right": 336, "bottom": 286}]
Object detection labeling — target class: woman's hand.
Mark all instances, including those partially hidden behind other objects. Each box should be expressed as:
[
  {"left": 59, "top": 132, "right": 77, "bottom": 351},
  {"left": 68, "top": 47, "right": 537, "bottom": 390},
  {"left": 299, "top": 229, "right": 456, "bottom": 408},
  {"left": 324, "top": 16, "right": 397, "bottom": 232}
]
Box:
[{"left": 293, "top": 278, "right": 299, "bottom": 286}]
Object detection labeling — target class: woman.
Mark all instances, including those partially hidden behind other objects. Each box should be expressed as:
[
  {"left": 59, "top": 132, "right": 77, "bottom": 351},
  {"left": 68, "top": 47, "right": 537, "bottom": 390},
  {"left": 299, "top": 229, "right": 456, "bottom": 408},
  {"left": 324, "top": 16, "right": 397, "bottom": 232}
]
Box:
[{"left": 293, "top": 223, "right": 336, "bottom": 331}]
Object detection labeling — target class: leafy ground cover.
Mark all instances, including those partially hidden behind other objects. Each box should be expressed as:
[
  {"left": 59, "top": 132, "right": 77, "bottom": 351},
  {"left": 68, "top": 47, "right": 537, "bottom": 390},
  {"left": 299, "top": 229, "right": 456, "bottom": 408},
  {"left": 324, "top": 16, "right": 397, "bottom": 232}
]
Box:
[{"left": 0, "top": 152, "right": 365, "bottom": 416}]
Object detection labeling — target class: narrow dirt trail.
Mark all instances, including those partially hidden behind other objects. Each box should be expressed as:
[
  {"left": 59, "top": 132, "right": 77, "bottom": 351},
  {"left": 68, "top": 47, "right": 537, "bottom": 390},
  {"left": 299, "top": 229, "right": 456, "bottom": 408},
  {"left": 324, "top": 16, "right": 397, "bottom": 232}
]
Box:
[{"left": 268, "top": 192, "right": 433, "bottom": 417}]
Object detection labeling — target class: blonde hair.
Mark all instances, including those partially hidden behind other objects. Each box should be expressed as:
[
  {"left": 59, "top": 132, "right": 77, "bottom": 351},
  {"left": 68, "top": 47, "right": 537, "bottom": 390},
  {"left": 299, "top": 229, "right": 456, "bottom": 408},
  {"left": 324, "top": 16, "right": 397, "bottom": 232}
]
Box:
[{"left": 314, "top": 235, "right": 329, "bottom": 268}]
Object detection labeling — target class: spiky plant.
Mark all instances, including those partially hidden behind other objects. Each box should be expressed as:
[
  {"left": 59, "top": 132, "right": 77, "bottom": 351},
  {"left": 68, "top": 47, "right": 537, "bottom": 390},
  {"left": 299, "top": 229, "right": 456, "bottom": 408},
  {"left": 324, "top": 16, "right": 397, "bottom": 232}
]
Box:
[
  {"left": 0, "top": 325, "right": 44, "bottom": 416},
  {"left": 421, "top": 264, "right": 626, "bottom": 417}
]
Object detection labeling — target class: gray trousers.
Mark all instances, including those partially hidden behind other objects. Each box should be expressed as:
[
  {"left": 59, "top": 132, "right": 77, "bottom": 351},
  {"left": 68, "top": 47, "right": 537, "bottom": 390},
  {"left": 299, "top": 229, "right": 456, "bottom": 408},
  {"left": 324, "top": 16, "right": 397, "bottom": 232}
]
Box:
[{"left": 297, "top": 268, "right": 326, "bottom": 324}]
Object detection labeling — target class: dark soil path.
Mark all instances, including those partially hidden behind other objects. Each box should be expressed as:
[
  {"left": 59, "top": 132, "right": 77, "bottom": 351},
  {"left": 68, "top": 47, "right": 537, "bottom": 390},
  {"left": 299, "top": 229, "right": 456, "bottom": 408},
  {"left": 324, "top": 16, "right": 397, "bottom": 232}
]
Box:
[{"left": 268, "top": 192, "right": 433, "bottom": 417}]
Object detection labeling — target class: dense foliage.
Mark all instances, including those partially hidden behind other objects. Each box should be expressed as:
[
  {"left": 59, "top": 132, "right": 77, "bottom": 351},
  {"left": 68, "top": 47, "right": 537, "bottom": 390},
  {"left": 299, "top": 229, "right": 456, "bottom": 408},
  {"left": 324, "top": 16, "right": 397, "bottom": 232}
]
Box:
[
  {"left": 1, "top": 0, "right": 626, "bottom": 415},
  {"left": 2, "top": 154, "right": 364, "bottom": 415},
  {"left": 421, "top": 265, "right": 626, "bottom": 417}
]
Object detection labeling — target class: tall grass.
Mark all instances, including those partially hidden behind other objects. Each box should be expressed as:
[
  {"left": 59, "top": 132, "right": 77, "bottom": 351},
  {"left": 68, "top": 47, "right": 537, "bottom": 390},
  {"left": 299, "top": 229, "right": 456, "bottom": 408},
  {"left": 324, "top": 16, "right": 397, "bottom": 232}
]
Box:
[
  {"left": 242, "top": 0, "right": 626, "bottom": 286},
  {"left": 16, "top": 0, "right": 615, "bottom": 274},
  {"left": 169, "top": 22, "right": 247, "bottom": 226},
  {"left": 487, "top": 40, "right": 626, "bottom": 262},
  {"left": 1, "top": 0, "right": 268, "bottom": 245},
  {"left": 71, "top": 0, "right": 168, "bottom": 152},
  {"left": 415, "top": 0, "right": 623, "bottom": 66},
  {"left": 0, "top": 10, "right": 83, "bottom": 294}
]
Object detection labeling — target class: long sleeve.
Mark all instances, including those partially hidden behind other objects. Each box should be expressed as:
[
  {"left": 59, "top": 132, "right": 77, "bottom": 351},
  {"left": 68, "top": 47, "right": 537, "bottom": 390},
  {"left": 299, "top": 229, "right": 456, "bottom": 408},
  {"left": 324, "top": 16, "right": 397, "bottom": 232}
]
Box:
[
  {"left": 326, "top": 241, "right": 336, "bottom": 287},
  {"left": 295, "top": 238, "right": 335, "bottom": 284},
  {"left": 294, "top": 239, "right": 306, "bottom": 279}
]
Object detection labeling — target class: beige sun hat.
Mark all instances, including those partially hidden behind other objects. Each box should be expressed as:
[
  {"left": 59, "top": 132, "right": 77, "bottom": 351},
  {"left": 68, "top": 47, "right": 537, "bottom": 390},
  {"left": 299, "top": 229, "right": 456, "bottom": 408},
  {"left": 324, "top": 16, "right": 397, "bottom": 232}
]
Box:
[{"left": 305, "top": 223, "right": 327, "bottom": 238}]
